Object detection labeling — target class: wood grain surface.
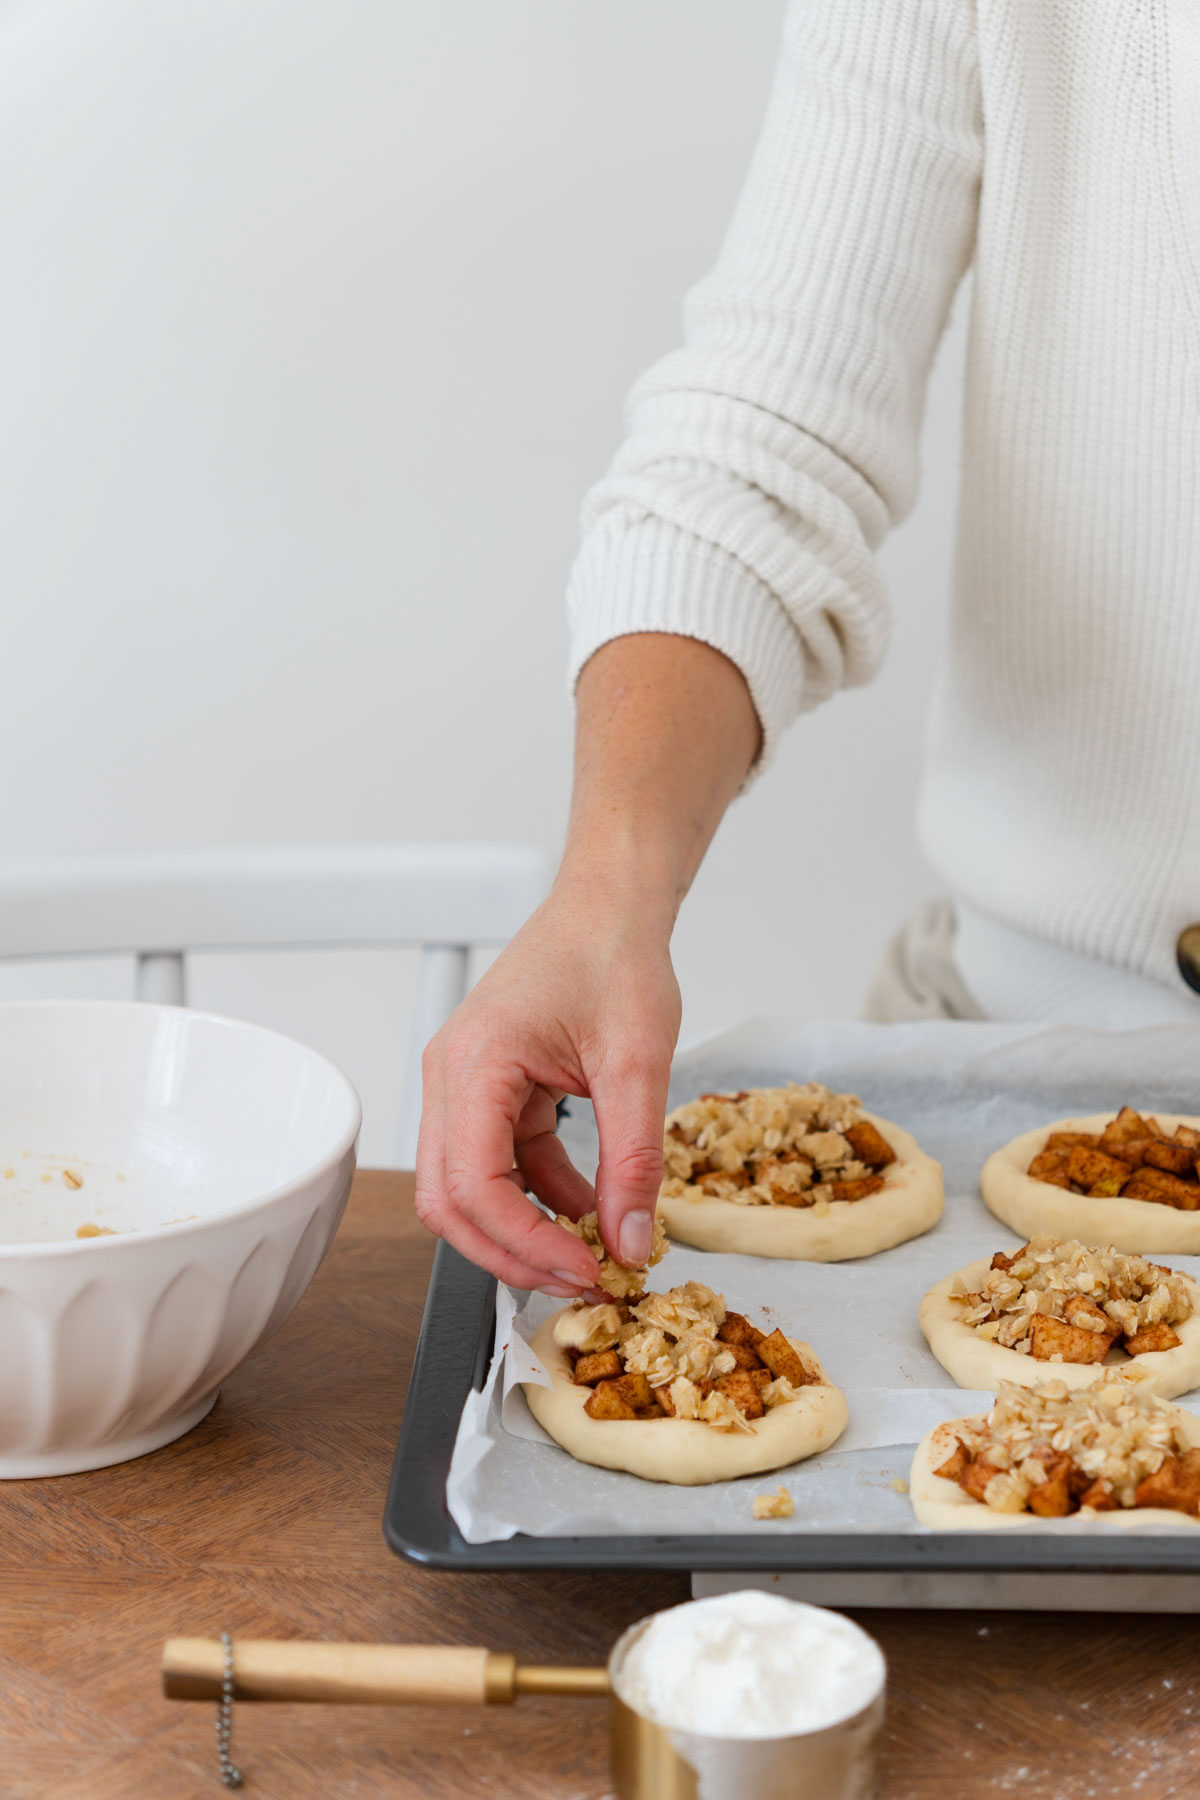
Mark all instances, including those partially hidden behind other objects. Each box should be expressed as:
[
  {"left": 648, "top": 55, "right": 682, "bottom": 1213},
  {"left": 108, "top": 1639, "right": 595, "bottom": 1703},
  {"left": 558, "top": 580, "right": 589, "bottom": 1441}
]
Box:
[{"left": 2, "top": 1170, "right": 1198, "bottom": 1798}]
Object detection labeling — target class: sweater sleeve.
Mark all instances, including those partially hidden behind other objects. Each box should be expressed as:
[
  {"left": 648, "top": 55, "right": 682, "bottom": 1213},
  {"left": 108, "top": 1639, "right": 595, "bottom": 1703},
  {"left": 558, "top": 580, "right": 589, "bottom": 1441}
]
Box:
[{"left": 566, "top": 0, "right": 982, "bottom": 768}]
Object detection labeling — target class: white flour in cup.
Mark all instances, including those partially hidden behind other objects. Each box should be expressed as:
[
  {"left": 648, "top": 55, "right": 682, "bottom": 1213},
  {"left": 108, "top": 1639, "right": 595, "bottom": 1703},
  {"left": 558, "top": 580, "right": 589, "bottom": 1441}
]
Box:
[{"left": 611, "top": 1591, "right": 885, "bottom": 1739}]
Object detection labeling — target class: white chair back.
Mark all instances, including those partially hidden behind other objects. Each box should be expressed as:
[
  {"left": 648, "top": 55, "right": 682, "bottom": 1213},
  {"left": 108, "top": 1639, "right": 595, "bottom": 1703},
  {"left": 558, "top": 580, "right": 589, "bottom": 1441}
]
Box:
[{"left": 0, "top": 842, "right": 550, "bottom": 1165}]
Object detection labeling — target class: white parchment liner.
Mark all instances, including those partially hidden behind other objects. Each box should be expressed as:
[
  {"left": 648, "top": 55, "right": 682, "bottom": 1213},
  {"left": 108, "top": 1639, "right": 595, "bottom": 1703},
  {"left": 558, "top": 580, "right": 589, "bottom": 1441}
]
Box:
[{"left": 445, "top": 1019, "right": 1200, "bottom": 1542}]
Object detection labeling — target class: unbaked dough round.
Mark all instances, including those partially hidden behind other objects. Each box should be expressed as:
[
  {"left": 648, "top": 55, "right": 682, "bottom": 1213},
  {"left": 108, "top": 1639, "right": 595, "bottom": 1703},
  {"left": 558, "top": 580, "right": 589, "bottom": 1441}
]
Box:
[
  {"left": 919, "top": 1257, "right": 1200, "bottom": 1400},
  {"left": 522, "top": 1312, "right": 848, "bottom": 1486},
  {"left": 658, "top": 1112, "right": 943, "bottom": 1262},
  {"left": 981, "top": 1113, "right": 1200, "bottom": 1254},
  {"left": 910, "top": 1412, "right": 1200, "bottom": 1530}
]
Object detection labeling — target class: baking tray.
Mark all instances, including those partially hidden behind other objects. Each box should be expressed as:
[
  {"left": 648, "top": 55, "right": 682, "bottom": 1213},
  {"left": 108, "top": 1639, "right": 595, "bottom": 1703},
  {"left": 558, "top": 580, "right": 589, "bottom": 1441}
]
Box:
[
  {"left": 385, "top": 1242, "right": 1200, "bottom": 1574},
  {"left": 385, "top": 1020, "right": 1200, "bottom": 1573}
]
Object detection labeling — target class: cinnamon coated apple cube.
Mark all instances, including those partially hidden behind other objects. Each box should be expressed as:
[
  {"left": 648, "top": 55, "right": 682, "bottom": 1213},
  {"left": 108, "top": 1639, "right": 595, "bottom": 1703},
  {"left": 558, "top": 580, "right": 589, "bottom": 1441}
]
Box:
[
  {"left": 1027, "top": 1455, "right": 1074, "bottom": 1517},
  {"left": 960, "top": 1458, "right": 1003, "bottom": 1501},
  {"left": 1028, "top": 1313, "right": 1114, "bottom": 1363},
  {"left": 1065, "top": 1145, "right": 1132, "bottom": 1189},
  {"left": 933, "top": 1437, "right": 970, "bottom": 1482},
  {"left": 1101, "top": 1105, "right": 1153, "bottom": 1145},
  {"left": 1143, "top": 1139, "right": 1197, "bottom": 1177},
  {"left": 765, "top": 1184, "right": 814, "bottom": 1208},
  {"left": 717, "top": 1310, "right": 766, "bottom": 1351},
  {"left": 583, "top": 1380, "right": 638, "bottom": 1421},
  {"left": 573, "top": 1349, "right": 622, "bottom": 1386},
  {"left": 1135, "top": 1452, "right": 1200, "bottom": 1515},
  {"left": 1119, "top": 1138, "right": 1173, "bottom": 1169},
  {"left": 1088, "top": 1175, "right": 1126, "bottom": 1197},
  {"left": 828, "top": 1174, "right": 885, "bottom": 1202},
  {"left": 697, "top": 1168, "right": 752, "bottom": 1194},
  {"left": 1123, "top": 1321, "right": 1183, "bottom": 1355},
  {"left": 607, "top": 1373, "right": 653, "bottom": 1411},
  {"left": 1123, "top": 1169, "right": 1200, "bottom": 1210},
  {"left": 1028, "top": 1149, "right": 1072, "bottom": 1188},
  {"left": 714, "top": 1371, "right": 765, "bottom": 1420},
  {"left": 757, "top": 1329, "right": 809, "bottom": 1388},
  {"left": 843, "top": 1120, "right": 896, "bottom": 1169}
]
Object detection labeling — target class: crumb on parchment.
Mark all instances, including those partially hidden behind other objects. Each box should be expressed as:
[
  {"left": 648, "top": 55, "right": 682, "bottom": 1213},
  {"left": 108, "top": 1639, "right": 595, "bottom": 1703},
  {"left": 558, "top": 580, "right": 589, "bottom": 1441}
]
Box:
[{"left": 752, "top": 1486, "right": 795, "bottom": 1520}]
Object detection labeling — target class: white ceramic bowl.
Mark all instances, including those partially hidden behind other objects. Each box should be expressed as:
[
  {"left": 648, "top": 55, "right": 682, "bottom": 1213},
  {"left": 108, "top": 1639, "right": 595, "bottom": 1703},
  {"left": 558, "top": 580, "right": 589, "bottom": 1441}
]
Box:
[{"left": 0, "top": 1000, "right": 360, "bottom": 1477}]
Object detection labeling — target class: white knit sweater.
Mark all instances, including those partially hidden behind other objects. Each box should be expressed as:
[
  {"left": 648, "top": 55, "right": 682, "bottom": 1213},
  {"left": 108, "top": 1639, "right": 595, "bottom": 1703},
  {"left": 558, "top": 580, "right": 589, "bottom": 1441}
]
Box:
[{"left": 566, "top": 0, "right": 1200, "bottom": 1024}]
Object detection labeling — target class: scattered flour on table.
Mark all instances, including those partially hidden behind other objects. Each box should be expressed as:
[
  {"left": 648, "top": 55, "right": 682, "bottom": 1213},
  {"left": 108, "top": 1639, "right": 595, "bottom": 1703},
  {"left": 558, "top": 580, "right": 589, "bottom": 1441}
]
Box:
[{"left": 611, "top": 1591, "right": 884, "bottom": 1739}]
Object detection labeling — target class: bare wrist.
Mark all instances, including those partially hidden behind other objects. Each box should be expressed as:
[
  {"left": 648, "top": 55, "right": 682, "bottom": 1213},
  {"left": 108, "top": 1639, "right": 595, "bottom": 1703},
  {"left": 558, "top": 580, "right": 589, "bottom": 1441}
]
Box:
[{"left": 550, "top": 845, "right": 680, "bottom": 941}]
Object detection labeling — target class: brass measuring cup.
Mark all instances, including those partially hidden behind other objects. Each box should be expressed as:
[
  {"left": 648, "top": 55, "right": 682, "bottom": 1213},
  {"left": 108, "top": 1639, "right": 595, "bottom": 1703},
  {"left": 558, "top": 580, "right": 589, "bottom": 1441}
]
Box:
[{"left": 164, "top": 1616, "right": 884, "bottom": 1798}]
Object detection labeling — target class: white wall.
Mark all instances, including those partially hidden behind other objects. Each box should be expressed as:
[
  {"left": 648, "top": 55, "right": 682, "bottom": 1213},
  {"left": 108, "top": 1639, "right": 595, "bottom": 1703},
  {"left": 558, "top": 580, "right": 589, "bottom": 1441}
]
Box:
[{"left": 0, "top": 0, "right": 966, "bottom": 1164}]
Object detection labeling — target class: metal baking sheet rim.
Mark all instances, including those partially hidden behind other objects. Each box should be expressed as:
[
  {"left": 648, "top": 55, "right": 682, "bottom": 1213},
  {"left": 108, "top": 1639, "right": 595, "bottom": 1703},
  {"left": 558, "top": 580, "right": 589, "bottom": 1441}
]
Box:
[{"left": 384, "top": 1241, "right": 1200, "bottom": 1575}]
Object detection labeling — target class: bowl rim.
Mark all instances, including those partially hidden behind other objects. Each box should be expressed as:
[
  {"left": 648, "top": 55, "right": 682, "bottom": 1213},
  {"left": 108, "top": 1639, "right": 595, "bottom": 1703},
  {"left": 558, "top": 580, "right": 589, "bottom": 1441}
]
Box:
[{"left": 0, "top": 998, "right": 362, "bottom": 1257}]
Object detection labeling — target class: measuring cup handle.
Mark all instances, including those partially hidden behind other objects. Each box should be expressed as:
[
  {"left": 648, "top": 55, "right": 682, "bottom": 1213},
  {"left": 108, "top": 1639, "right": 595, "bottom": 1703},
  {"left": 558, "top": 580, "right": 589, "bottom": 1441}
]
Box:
[{"left": 161, "top": 1638, "right": 517, "bottom": 1705}]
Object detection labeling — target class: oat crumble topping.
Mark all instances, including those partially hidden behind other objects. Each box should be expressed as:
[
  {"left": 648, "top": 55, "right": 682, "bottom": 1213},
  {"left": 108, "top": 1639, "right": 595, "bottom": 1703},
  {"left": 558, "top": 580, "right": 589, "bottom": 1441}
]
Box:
[
  {"left": 660, "top": 1083, "right": 896, "bottom": 1213},
  {"left": 935, "top": 1378, "right": 1200, "bottom": 1516},
  {"left": 555, "top": 1209, "right": 667, "bottom": 1298},
  {"left": 950, "top": 1236, "right": 1193, "bottom": 1362},
  {"left": 553, "top": 1281, "right": 814, "bottom": 1433}
]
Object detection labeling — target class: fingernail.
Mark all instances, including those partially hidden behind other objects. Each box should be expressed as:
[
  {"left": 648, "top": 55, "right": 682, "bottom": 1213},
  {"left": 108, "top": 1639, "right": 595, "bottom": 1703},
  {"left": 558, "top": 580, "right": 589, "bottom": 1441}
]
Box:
[
  {"left": 540, "top": 1282, "right": 580, "bottom": 1298},
  {"left": 618, "top": 1210, "right": 653, "bottom": 1267},
  {"left": 552, "top": 1269, "right": 587, "bottom": 1288}
]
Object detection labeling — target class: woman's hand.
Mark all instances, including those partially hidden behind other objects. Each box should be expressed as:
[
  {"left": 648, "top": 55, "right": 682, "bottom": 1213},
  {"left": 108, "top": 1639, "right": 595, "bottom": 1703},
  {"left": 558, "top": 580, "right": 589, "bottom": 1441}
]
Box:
[
  {"left": 414, "top": 880, "right": 681, "bottom": 1293},
  {"left": 416, "top": 631, "right": 760, "bottom": 1291}
]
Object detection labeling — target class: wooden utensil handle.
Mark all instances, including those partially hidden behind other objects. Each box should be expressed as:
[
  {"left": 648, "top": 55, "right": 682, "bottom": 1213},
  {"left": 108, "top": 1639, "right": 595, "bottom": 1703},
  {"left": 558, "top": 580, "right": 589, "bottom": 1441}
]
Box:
[{"left": 162, "top": 1639, "right": 516, "bottom": 1705}]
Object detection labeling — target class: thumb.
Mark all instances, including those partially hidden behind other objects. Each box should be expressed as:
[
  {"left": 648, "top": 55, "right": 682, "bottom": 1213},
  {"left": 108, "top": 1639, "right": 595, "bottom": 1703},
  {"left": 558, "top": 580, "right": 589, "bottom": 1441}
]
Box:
[{"left": 590, "top": 1054, "right": 670, "bottom": 1268}]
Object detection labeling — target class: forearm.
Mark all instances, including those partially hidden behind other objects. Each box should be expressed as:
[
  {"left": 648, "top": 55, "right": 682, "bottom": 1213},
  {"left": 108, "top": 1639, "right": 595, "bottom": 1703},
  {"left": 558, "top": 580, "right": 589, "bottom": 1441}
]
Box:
[
  {"left": 555, "top": 633, "right": 761, "bottom": 933},
  {"left": 417, "top": 635, "right": 751, "bottom": 1285}
]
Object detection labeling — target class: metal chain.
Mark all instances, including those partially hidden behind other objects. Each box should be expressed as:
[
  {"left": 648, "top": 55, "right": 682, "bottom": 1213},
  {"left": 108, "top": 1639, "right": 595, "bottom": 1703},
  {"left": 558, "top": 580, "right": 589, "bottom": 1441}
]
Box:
[{"left": 215, "top": 1632, "right": 244, "bottom": 1789}]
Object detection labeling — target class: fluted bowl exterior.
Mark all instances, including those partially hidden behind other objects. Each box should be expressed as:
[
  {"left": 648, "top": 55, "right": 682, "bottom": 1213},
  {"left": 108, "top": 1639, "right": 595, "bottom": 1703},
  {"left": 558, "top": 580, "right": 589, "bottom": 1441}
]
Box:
[{"left": 0, "top": 1001, "right": 360, "bottom": 1476}]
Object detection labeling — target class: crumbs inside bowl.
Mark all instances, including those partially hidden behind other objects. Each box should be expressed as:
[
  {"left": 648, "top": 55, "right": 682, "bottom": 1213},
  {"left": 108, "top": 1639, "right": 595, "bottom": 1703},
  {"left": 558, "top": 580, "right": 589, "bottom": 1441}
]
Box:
[
  {"left": 0, "top": 1000, "right": 360, "bottom": 1256},
  {"left": 0, "top": 1150, "right": 209, "bottom": 1246}
]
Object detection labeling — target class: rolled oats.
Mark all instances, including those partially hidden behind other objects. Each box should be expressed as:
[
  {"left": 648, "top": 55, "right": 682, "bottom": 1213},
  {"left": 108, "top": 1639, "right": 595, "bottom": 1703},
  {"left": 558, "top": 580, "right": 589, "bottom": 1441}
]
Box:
[
  {"left": 560, "top": 1279, "right": 816, "bottom": 1434},
  {"left": 950, "top": 1236, "right": 1194, "bottom": 1357},
  {"left": 945, "top": 1378, "right": 1193, "bottom": 1512},
  {"left": 556, "top": 1209, "right": 668, "bottom": 1298},
  {"left": 661, "top": 1083, "right": 893, "bottom": 1211}
]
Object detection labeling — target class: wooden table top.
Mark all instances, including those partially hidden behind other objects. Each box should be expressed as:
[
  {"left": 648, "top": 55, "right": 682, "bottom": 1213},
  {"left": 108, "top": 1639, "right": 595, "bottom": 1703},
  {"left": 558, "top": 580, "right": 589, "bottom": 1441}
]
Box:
[{"left": 3, "top": 1170, "right": 1199, "bottom": 1798}]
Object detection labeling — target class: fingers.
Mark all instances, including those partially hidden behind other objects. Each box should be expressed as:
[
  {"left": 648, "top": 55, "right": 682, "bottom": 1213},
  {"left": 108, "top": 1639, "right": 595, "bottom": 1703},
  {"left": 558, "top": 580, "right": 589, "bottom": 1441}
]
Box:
[
  {"left": 517, "top": 1130, "right": 596, "bottom": 1221},
  {"left": 417, "top": 1144, "right": 591, "bottom": 1294},
  {"left": 589, "top": 1052, "right": 671, "bottom": 1267},
  {"left": 416, "top": 1048, "right": 579, "bottom": 1292},
  {"left": 427, "top": 1203, "right": 583, "bottom": 1296},
  {"left": 432, "top": 1058, "right": 599, "bottom": 1290},
  {"left": 515, "top": 1085, "right": 595, "bottom": 1222}
]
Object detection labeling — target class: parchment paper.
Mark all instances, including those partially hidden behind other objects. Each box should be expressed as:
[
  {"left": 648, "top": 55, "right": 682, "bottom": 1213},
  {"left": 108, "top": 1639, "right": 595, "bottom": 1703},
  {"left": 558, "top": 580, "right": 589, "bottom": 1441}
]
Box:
[{"left": 445, "top": 1019, "right": 1200, "bottom": 1543}]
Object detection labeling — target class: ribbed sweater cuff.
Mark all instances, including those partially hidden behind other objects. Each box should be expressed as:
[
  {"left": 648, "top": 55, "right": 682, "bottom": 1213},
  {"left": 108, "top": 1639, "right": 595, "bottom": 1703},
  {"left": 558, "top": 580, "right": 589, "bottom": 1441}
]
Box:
[{"left": 566, "top": 518, "right": 806, "bottom": 776}]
